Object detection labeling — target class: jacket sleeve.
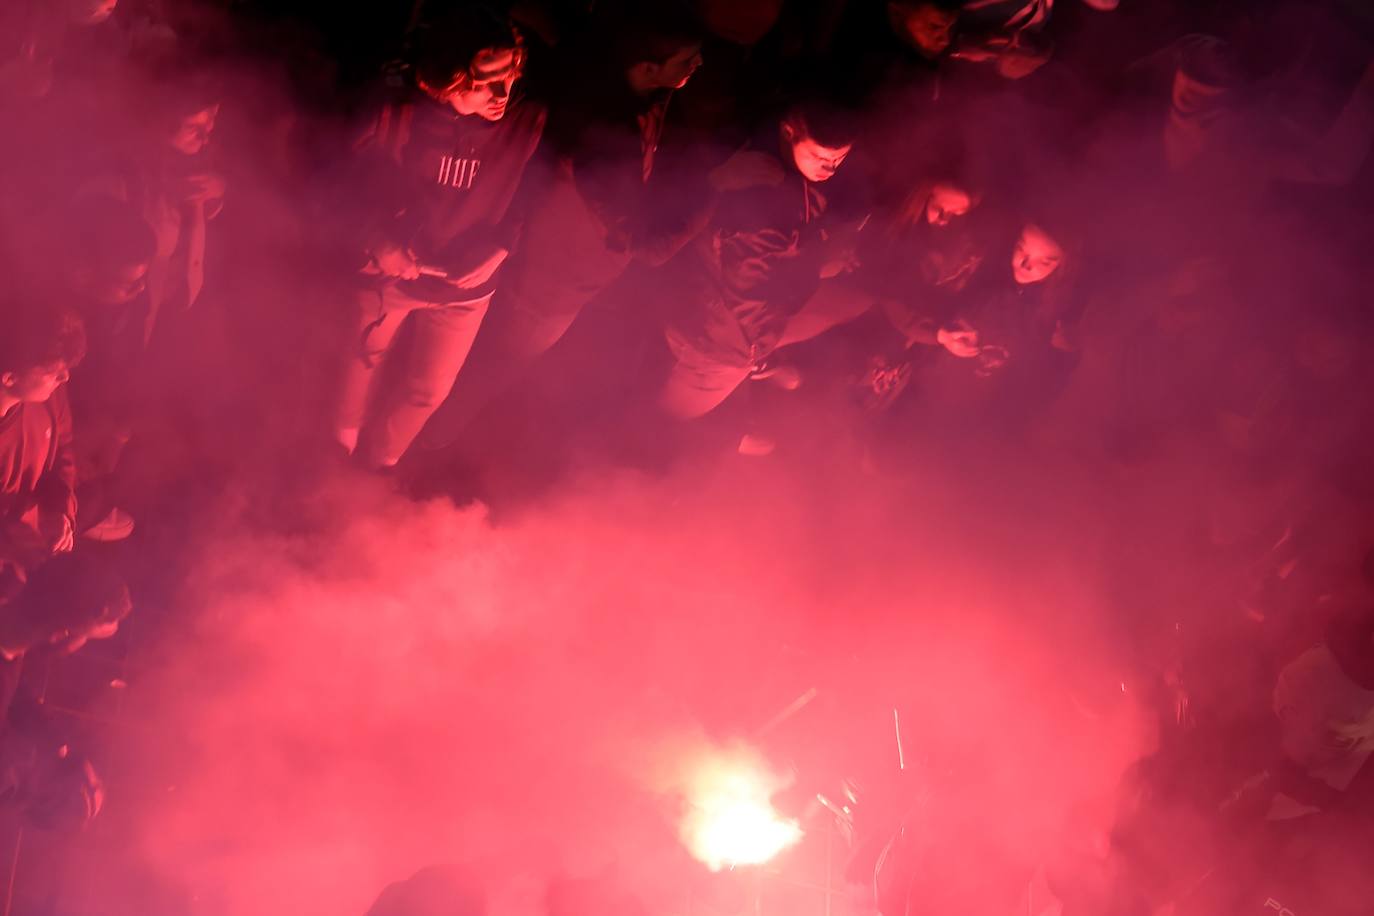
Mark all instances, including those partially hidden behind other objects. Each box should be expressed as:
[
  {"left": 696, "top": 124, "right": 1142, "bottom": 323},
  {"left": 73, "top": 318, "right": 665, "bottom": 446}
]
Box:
[
  {"left": 569, "top": 125, "right": 716, "bottom": 268},
  {"left": 36, "top": 387, "right": 77, "bottom": 528},
  {"left": 488, "top": 104, "right": 551, "bottom": 257},
  {"left": 344, "top": 102, "right": 418, "bottom": 255},
  {"left": 629, "top": 187, "right": 718, "bottom": 267}
]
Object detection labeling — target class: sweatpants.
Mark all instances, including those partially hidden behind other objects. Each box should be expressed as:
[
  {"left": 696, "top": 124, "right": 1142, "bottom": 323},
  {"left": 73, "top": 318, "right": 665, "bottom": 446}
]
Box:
[{"left": 338, "top": 283, "right": 491, "bottom": 467}]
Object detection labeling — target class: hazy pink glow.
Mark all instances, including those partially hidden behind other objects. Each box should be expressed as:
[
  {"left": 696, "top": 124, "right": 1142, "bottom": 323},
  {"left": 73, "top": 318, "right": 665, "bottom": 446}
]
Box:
[
  {"left": 104, "top": 446, "right": 1152, "bottom": 914},
  {"left": 676, "top": 744, "right": 802, "bottom": 871}
]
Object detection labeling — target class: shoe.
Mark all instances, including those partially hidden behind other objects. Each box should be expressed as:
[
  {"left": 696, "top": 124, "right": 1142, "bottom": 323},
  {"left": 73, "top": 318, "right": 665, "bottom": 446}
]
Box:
[
  {"left": 738, "top": 434, "right": 776, "bottom": 457},
  {"left": 749, "top": 363, "right": 803, "bottom": 391},
  {"left": 335, "top": 426, "right": 360, "bottom": 455},
  {"left": 81, "top": 507, "right": 136, "bottom": 543}
]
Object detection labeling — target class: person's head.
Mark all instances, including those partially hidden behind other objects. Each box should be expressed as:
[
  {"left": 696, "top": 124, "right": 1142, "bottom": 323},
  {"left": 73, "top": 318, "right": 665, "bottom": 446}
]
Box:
[
  {"left": 414, "top": 7, "right": 526, "bottom": 121},
  {"left": 924, "top": 182, "right": 976, "bottom": 227},
  {"left": 0, "top": 305, "right": 86, "bottom": 410},
  {"left": 887, "top": 0, "right": 958, "bottom": 60},
  {"left": 144, "top": 67, "right": 223, "bottom": 157},
  {"left": 65, "top": 196, "right": 157, "bottom": 307},
  {"left": 0, "top": 553, "right": 131, "bottom": 658},
  {"left": 1171, "top": 35, "right": 1240, "bottom": 120},
  {"left": 1011, "top": 223, "right": 1065, "bottom": 285},
  {"left": 781, "top": 101, "right": 858, "bottom": 183},
  {"left": 168, "top": 103, "right": 220, "bottom": 155},
  {"left": 616, "top": 10, "right": 704, "bottom": 94}
]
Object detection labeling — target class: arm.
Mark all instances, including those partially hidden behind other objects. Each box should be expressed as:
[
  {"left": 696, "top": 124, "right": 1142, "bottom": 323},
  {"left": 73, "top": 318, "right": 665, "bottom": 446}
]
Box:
[
  {"left": 346, "top": 102, "right": 424, "bottom": 274},
  {"left": 35, "top": 388, "right": 76, "bottom": 555},
  {"left": 569, "top": 117, "right": 724, "bottom": 268},
  {"left": 627, "top": 191, "right": 718, "bottom": 267},
  {"left": 881, "top": 298, "right": 941, "bottom": 347},
  {"left": 575, "top": 161, "right": 718, "bottom": 267},
  {"left": 628, "top": 148, "right": 795, "bottom": 267},
  {"left": 445, "top": 104, "right": 550, "bottom": 283}
]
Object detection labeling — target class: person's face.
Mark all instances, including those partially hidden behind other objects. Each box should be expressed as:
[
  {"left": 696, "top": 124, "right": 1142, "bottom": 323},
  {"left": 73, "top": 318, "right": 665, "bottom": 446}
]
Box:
[
  {"left": 77, "top": 261, "right": 148, "bottom": 307},
  {"left": 1, "top": 362, "right": 70, "bottom": 405},
  {"left": 440, "top": 47, "right": 523, "bottom": 121},
  {"left": 784, "top": 125, "right": 852, "bottom": 183},
  {"left": 169, "top": 104, "right": 220, "bottom": 156},
  {"left": 925, "top": 183, "right": 972, "bottom": 226},
  {"left": 893, "top": 3, "right": 957, "bottom": 59},
  {"left": 1011, "top": 224, "right": 1064, "bottom": 285},
  {"left": 650, "top": 44, "right": 704, "bottom": 90},
  {"left": 1170, "top": 70, "right": 1229, "bottom": 121}
]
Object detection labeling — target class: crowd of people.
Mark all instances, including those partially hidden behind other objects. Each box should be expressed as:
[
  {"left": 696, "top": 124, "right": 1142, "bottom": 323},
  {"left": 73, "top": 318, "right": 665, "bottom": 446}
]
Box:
[{"left": 2, "top": 0, "right": 1374, "bottom": 912}]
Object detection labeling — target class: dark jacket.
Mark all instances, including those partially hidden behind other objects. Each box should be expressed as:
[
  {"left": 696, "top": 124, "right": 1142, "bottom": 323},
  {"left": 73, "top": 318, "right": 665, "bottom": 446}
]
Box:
[
  {"left": 498, "top": 64, "right": 718, "bottom": 319},
  {"left": 666, "top": 132, "right": 869, "bottom": 365},
  {"left": 862, "top": 211, "right": 988, "bottom": 345}
]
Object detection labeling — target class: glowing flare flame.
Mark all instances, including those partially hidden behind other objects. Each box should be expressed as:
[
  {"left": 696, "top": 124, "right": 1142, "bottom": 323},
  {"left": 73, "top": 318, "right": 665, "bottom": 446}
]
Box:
[{"left": 678, "top": 749, "right": 803, "bottom": 871}]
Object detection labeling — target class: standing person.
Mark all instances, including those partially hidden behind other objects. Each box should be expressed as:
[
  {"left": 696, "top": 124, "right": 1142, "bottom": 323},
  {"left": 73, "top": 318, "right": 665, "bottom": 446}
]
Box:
[
  {"left": 334, "top": 5, "right": 546, "bottom": 470},
  {"left": 46, "top": 68, "right": 218, "bottom": 536},
  {"left": 828, "top": 1, "right": 966, "bottom": 213},
  {"left": 0, "top": 304, "right": 85, "bottom": 574},
  {"left": 40, "top": 195, "right": 157, "bottom": 542},
  {"left": 904, "top": 214, "right": 1083, "bottom": 431},
  {"left": 0, "top": 550, "right": 129, "bottom": 834},
  {"left": 78, "top": 69, "right": 227, "bottom": 348},
  {"left": 658, "top": 100, "right": 867, "bottom": 421},
  {"left": 0, "top": 551, "right": 131, "bottom": 722},
  {"left": 412, "top": 7, "right": 708, "bottom": 454},
  {"left": 777, "top": 174, "right": 987, "bottom": 413},
  {"left": 830, "top": 0, "right": 960, "bottom": 103},
  {"left": 845, "top": 174, "right": 985, "bottom": 348}
]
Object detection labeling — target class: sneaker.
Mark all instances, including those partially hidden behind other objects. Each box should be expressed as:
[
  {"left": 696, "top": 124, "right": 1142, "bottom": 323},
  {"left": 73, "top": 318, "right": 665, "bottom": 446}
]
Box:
[
  {"left": 738, "top": 434, "right": 776, "bottom": 457},
  {"left": 82, "top": 507, "right": 136, "bottom": 543},
  {"left": 335, "top": 426, "right": 360, "bottom": 455},
  {"left": 749, "top": 363, "right": 803, "bottom": 391}
]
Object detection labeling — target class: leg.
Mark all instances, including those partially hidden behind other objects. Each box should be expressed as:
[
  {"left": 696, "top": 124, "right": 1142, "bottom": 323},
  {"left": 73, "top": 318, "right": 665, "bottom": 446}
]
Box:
[
  {"left": 658, "top": 335, "right": 753, "bottom": 420},
  {"left": 416, "top": 285, "right": 586, "bottom": 450},
  {"left": 336, "top": 286, "right": 409, "bottom": 453},
  {"left": 361, "top": 296, "right": 491, "bottom": 467}
]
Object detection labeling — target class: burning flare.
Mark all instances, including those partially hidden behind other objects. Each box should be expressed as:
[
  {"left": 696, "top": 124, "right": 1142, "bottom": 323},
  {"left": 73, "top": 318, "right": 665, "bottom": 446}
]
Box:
[{"left": 678, "top": 746, "right": 803, "bottom": 871}]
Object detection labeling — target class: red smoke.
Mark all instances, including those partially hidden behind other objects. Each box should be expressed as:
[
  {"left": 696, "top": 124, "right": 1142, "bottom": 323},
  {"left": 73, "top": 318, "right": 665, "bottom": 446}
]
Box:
[{"left": 91, "top": 442, "right": 1150, "bottom": 914}]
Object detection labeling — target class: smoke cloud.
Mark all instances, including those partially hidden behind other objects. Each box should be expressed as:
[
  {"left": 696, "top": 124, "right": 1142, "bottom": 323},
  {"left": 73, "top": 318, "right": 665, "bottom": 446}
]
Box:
[{"left": 81, "top": 426, "right": 1154, "bottom": 914}]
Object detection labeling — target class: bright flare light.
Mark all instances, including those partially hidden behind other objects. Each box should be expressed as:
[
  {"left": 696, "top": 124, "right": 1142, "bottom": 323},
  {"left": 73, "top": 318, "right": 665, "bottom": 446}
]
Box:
[{"left": 678, "top": 748, "right": 803, "bottom": 871}]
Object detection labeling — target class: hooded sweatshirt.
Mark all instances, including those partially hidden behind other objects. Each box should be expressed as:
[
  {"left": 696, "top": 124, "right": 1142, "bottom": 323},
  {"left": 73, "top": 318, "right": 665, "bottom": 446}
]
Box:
[{"left": 350, "top": 87, "right": 546, "bottom": 304}]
